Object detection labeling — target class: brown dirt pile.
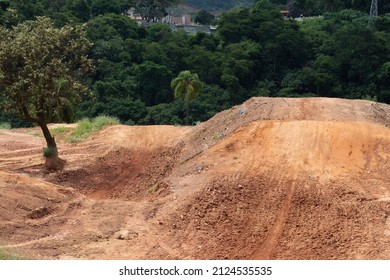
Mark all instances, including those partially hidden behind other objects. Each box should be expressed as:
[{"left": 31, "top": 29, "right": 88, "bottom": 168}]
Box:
[{"left": 0, "top": 97, "right": 389, "bottom": 259}]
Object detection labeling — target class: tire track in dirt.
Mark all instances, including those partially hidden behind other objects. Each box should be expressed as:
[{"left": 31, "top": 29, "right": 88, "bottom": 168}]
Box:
[{"left": 251, "top": 168, "right": 299, "bottom": 259}]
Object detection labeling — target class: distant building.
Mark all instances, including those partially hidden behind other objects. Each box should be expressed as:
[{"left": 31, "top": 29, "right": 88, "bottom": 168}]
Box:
[{"left": 165, "top": 14, "right": 191, "bottom": 25}]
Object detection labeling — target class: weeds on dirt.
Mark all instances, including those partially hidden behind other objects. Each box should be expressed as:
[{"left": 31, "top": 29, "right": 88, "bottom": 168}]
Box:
[
  {"left": 0, "top": 122, "right": 11, "bottom": 129},
  {"left": 0, "top": 250, "right": 23, "bottom": 260},
  {"left": 68, "top": 116, "right": 119, "bottom": 143},
  {"left": 51, "top": 126, "right": 70, "bottom": 136},
  {"left": 213, "top": 132, "right": 223, "bottom": 140},
  {"left": 147, "top": 185, "right": 158, "bottom": 193},
  {"left": 27, "top": 116, "right": 119, "bottom": 143},
  {"left": 43, "top": 146, "right": 56, "bottom": 158}
]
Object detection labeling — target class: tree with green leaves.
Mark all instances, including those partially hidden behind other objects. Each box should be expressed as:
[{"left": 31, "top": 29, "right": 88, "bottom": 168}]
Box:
[
  {"left": 135, "top": 0, "right": 180, "bottom": 22},
  {"left": 0, "top": 17, "right": 92, "bottom": 170},
  {"left": 171, "top": 70, "right": 202, "bottom": 124},
  {"left": 194, "top": 9, "right": 215, "bottom": 25}
]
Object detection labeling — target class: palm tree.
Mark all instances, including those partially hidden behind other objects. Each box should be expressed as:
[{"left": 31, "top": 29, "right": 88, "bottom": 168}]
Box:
[{"left": 171, "top": 70, "right": 203, "bottom": 124}]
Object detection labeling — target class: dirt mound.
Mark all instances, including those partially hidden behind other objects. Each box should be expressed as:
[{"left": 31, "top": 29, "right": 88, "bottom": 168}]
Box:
[
  {"left": 181, "top": 97, "right": 390, "bottom": 161},
  {"left": 1, "top": 97, "right": 390, "bottom": 259},
  {"left": 166, "top": 120, "right": 390, "bottom": 259},
  {"left": 187, "top": 120, "right": 390, "bottom": 176}
]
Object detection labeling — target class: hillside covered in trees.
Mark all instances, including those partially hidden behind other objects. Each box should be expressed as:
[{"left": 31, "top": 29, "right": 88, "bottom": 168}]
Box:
[{"left": 0, "top": 0, "right": 389, "bottom": 127}]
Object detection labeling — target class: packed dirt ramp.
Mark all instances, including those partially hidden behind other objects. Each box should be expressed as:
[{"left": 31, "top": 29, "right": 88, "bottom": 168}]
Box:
[{"left": 0, "top": 97, "right": 389, "bottom": 259}]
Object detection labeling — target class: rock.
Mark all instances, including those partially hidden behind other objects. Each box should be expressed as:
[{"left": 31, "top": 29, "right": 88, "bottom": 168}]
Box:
[
  {"left": 116, "top": 230, "right": 138, "bottom": 240},
  {"left": 27, "top": 206, "right": 51, "bottom": 219},
  {"left": 116, "top": 230, "right": 130, "bottom": 240}
]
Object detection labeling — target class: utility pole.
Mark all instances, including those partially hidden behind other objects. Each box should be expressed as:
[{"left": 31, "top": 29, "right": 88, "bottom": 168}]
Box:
[{"left": 368, "top": 0, "right": 378, "bottom": 28}]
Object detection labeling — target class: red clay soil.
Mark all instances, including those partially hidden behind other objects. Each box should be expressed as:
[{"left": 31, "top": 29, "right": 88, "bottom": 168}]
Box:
[{"left": 0, "top": 97, "right": 389, "bottom": 260}]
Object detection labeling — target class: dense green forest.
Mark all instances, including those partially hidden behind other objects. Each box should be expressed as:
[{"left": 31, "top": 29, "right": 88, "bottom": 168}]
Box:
[{"left": 0, "top": 0, "right": 389, "bottom": 127}]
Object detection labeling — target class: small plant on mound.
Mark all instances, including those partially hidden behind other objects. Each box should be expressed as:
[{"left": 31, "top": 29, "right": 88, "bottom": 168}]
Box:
[
  {"left": 43, "top": 146, "right": 57, "bottom": 158},
  {"left": 69, "top": 116, "right": 119, "bottom": 142},
  {"left": 147, "top": 185, "right": 158, "bottom": 194},
  {"left": 0, "top": 122, "right": 11, "bottom": 129}
]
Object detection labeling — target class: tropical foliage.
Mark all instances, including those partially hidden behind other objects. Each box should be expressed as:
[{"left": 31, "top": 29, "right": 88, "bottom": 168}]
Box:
[
  {"left": 171, "top": 70, "right": 203, "bottom": 124},
  {"left": 171, "top": 70, "right": 202, "bottom": 101},
  {"left": 0, "top": 0, "right": 389, "bottom": 128},
  {"left": 0, "top": 16, "right": 92, "bottom": 169}
]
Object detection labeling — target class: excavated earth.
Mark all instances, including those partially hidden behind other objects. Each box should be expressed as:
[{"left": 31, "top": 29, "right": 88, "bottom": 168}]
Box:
[{"left": 0, "top": 97, "right": 390, "bottom": 260}]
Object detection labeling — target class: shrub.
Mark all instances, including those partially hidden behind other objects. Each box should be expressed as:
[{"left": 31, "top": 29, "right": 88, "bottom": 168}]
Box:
[
  {"left": 43, "top": 147, "right": 57, "bottom": 158},
  {"left": 70, "top": 115, "right": 119, "bottom": 142},
  {"left": 92, "top": 115, "right": 120, "bottom": 130},
  {"left": 0, "top": 122, "right": 11, "bottom": 129}
]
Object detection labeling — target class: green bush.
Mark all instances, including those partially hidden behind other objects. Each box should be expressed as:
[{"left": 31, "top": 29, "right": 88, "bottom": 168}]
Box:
[
  {"left": 0, "top": 122, "right": 11, "bottom": 129},
  {"left": 43, "top": 146, "right": 57, "bottom": 158},
  {"left": 70, "top": 115, "right": 119, "bottom": 142},
  {"left": 93, "top": 115, "right": 120, "bottom": 130},
  {"left": 0, "top": 111, "right": 33, "bottom": 128}
]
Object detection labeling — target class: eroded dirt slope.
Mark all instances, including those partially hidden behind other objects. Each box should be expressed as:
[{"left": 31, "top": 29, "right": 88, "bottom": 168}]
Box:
[{"left": 0, "top": 97, "right": 389, "bottom": 259}]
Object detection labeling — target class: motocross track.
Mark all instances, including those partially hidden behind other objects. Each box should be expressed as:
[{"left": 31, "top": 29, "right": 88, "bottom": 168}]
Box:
[{"left": 1, "top": 97, "right": 390, "bottom": 259}]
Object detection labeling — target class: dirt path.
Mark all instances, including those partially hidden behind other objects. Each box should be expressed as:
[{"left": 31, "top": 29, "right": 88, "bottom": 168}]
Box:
[{"left": 252, "top": 172, "right": 299, "bottom": 259}]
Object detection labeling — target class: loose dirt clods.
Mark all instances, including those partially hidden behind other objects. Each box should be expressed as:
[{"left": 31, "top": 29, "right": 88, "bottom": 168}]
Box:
[{"left": 0, "top": 97, "right": 390, "bottom": 259}]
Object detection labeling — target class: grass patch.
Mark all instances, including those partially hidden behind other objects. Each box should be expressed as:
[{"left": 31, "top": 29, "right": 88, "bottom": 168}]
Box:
[
  {"left": 0, "top": 122, "right": 11, "bottom": 129},
  {"left": 51, "top": 126, "right": 70, "bottom": 136},
  {"left": 68, "top": 116, "right": 119, "bottom": 143},
  {"left": 0, "top": 249, "right": 23, "bottom": 260},
  {"left": 48, "top": 126, "right": 72, "bottom": 142},
  {"left": 147, "top": 185, "right": 158, "bottom": 194}
]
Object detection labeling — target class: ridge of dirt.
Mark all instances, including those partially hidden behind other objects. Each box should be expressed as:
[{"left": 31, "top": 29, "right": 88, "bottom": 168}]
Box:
[
  {"left": 1, "top": 97, "right": 390, "bottom": 260},
  {"left": 180, "top": 97, "right": 390, "bottom": 162}
]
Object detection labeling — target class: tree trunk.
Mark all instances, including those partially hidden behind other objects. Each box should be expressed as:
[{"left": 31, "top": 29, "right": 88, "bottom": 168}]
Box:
[
  {"left": 184, "top": 101, "right": 191, "bottom": 125},
  {"left": 37, "top": 121, "right": 65, "bottom": 171}
]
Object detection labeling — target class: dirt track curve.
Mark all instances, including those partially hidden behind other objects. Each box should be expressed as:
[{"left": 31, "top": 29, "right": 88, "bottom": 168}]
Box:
[{"left": 1, "top": 97, "right": 390, "bottom": 259}]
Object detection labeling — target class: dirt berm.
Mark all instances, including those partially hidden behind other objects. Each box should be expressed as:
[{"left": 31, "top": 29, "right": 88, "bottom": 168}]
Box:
[{"left": 0, "top": 97, "right": 389, "bottom": 259}]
